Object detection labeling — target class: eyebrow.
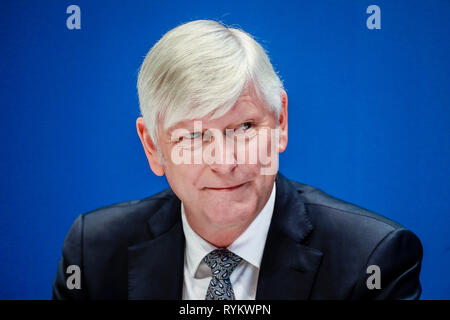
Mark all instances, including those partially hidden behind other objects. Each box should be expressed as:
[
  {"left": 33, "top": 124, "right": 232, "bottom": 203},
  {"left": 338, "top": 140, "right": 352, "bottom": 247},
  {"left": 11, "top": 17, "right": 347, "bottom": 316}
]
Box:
[{"left": 167, "top": 103, "right": 264, "bottom": 134}]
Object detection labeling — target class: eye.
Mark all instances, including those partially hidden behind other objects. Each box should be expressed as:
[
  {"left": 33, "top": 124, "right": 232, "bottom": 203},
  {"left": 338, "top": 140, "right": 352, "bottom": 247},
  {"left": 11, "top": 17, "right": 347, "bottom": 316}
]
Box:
[
  {"left": 184, "top": 131, "right": 202, "bottom": 140},
  {"left": 236, "top": 122, "right": 252, "bottom": 132}
]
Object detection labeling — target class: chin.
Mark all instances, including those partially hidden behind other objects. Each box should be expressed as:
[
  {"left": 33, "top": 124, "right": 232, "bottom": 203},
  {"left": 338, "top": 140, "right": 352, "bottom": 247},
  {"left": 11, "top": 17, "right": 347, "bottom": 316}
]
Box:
[{"left": 204, "top": 201, "right": 257, "bottom": 227}]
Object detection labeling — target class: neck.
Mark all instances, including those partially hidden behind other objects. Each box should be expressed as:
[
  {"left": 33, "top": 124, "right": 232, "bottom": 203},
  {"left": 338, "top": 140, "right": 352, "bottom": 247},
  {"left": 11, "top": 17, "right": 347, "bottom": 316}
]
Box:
[{"left": 190, "top": 221, "right": 253, "bottom": 248}]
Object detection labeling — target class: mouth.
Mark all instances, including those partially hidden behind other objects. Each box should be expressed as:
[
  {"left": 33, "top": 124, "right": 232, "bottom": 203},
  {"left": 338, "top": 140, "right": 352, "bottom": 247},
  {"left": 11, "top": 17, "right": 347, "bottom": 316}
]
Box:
[{"left": 205, "top": 182, "right": 247, "bottom": 192}]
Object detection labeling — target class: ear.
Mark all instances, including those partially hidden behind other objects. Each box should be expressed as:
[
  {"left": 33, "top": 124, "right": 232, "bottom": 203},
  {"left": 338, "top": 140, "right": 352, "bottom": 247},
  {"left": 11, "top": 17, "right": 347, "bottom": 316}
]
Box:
[
  {"left": 136, "top": 117, "right": 165, "bottom": 176},
  {"left": 278, "top": 89, "right": 288, "bottom": 153}
]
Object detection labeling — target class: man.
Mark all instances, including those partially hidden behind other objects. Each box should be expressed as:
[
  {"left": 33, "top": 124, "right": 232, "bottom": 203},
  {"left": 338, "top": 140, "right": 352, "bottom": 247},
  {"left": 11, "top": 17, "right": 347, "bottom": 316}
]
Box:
[{"left": 53, "top": 20, "right": 422, "bottom": 300}]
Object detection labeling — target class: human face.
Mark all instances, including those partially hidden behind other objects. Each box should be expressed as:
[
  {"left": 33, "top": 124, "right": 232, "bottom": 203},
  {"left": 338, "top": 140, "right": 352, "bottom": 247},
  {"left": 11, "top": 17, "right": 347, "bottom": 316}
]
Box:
[{"left": 137, "top": 86, "right": 288, "bottom": 240}]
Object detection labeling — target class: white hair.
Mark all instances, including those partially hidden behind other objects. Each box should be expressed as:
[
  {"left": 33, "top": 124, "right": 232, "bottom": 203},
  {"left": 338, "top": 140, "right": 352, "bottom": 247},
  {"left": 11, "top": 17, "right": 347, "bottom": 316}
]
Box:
[{"left": 137, "top": 20, "right": 283, "bottom": 146}]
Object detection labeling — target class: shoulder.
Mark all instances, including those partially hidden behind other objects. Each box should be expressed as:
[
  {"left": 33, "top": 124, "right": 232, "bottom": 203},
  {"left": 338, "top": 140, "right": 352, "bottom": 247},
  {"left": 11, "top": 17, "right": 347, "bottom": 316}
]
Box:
[
  {"left": 55, "top": 188, "right": 179, "bottom": 299},
  {"left": 283, "top": 176, "right": 421, "bottom": 267},
  {"left": 76, "top": 188, "right": 178, "bottom": 246},
  {"left": 287, "top": 178, "right": 404, "bottom": 236},
  {"left": 282, "top": 177, "right": 422, "bottom": 299}
]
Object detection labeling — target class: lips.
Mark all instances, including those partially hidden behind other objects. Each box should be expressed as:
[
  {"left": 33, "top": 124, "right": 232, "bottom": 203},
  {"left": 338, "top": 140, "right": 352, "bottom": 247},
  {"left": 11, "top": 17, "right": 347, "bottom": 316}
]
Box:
[{"left": 205, "top": 182, "right": 247, "bottom": 191}]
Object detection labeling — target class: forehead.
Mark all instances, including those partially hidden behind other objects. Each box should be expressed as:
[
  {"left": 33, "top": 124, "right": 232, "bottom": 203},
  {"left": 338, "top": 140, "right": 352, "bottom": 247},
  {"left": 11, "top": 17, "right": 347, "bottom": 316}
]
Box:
[{"left": 205, "top": 95, "right": 263, "bottom": 126}]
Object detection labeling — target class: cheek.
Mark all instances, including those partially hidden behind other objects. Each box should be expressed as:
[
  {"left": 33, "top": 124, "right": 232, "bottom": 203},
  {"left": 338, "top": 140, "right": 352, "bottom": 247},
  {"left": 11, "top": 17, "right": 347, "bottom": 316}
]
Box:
[
  {"left": 256, "top": 129, "right": 279, "bottom": 172},
  {"left": 164, "top": 162, "right": 204, "bottom": 200}
]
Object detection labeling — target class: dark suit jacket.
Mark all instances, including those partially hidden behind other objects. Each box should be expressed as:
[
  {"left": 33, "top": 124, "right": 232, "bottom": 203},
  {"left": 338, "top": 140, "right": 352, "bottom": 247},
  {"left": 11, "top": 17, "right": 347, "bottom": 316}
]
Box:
[{"left": 53, "top": 172, "right": 422, "bottom": 299}]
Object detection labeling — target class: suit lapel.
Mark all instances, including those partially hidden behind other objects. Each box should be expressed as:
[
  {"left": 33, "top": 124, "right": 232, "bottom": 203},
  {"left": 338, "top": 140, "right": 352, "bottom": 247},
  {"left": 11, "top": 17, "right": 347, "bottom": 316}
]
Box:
[
  {"left": 127, "top": 195, "right": 185, "bottom": 299},
  {"left": 256, "top": 173, "right": 323, "bottom": 299}
]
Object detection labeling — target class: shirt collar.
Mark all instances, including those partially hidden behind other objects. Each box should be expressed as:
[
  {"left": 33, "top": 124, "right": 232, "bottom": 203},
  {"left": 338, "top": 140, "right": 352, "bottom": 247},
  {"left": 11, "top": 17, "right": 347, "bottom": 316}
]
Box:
[{"left": 181, "top": 181, "right": 276, "bottom": 277}]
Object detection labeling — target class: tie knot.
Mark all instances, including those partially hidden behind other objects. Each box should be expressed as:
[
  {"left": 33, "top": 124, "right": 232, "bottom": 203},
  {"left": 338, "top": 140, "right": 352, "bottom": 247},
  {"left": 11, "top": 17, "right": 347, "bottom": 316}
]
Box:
[{"left": 203, "top": 249, "right": 243, "bottom": 280}]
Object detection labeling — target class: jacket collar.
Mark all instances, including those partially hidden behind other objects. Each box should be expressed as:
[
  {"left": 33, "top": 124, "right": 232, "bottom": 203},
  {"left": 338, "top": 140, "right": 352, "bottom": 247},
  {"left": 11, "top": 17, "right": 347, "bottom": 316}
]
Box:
[
  {"left": 127, "top": 172, "right": 323, "bottom": 299},
  {"left": 128, "top": 195, "right": 184, "bottom": 299},
  {"left": 255, "top": 172, "right": 323, "bottom": 299}
]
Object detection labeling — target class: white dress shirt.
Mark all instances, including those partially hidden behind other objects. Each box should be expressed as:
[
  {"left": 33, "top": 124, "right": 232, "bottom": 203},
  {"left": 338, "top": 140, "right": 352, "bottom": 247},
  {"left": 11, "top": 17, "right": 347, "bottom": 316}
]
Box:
[{"left": 181, "top": 182, "right": 276, "bottom": 300}]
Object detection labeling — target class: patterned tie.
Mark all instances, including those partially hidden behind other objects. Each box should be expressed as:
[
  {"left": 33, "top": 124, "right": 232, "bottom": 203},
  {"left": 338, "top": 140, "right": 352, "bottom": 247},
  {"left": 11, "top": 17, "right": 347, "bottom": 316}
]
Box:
[{"left": 203, "top": 249, "right": 243, "bottom": 300}]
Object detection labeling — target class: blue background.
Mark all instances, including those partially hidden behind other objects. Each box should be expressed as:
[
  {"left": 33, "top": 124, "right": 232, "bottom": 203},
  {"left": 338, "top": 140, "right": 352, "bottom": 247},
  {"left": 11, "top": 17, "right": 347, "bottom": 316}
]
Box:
[{"left": 0, "top": 0, "right": 449, "bottom": 299}]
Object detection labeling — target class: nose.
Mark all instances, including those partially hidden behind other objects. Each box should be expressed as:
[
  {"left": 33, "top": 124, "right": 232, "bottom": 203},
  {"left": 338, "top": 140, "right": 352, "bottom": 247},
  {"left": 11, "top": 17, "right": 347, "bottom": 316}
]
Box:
[
  {"left": 209, "top": 161, "right": 237, "bottom": 174},
  {"left": 207, "top": 134, "right": 237, "bottom": 174}
]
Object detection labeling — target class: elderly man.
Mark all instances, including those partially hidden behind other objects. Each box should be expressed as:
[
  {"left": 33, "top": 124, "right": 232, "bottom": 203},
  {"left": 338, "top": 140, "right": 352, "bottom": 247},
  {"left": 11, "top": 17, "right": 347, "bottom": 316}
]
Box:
[{"left": 53, "top": 20, "right": 422, "bottom": 300}]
